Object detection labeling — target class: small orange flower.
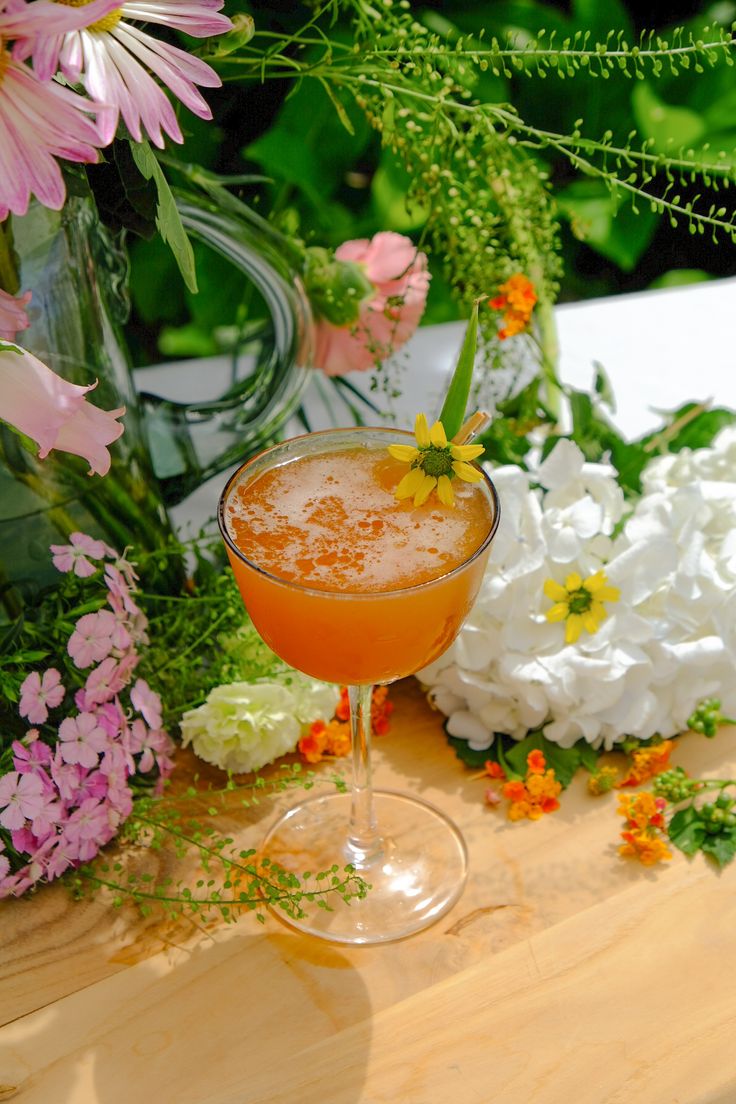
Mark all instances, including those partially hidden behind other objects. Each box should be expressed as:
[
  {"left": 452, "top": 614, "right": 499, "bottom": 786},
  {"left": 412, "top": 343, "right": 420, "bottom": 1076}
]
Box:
[
  {"left": 488, "top": 274, "right": 537, "bottom": 340},
  {"left": 619, "top": 831, "right": 672, "bottom": 866},
  {"left": 502, "top": 780, "right": 527, "bottom": 803},
  {"left": 617, "top": 792, "right": 671, "bottom": 865},
  {"left": 501, "top": 757, "right": 562, "bottom": 822},
  {"left": 484, "top": 760, "right": 507, "bottom": 781},
  {"left": 371, "top": 685, "right": 394, "bottom": 735},
  {"left": 298, "top": 721, "right": 328, "bottom": 764},
  {"left": 618, "top": 741, "right": 674, "bottom": 788},
  {"left": 335, "top": 687, "right": 350, "bottom": 722},
  {"left": 526, "top": 749, "right": 546, "bottom": 775}
]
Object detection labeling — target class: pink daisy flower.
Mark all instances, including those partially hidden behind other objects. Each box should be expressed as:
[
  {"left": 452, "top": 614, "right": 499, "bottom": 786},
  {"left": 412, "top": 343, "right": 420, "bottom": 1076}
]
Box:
[
  {"left": 50, "top": 531, "right": 109, "bottom": 577},
  {"left": 58, "top": 711, "right": 109, "bottom": 768},
  {"left": 0, "top": 287, "right": 31, "bottom": 342},
  {"left": 0, "top": 41, "right": 107, "bottom": 219},
  {"left": 16, "top": 1, "right": 232, "bottom": 148},
  {"left": 19, "top": 667, "right": 65, "bottom": 724}
]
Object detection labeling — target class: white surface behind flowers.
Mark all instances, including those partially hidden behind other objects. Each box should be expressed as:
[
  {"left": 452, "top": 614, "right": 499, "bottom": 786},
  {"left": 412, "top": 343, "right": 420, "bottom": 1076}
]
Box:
[{"left": 419, "top": 428, "right": 736, "bottom": 751}]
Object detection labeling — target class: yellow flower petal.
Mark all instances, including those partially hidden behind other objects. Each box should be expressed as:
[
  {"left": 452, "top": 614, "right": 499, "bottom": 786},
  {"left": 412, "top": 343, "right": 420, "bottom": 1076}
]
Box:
[
  {"left": 451, "top": 443, "right": 484, "bottom": 462},
  {"left": 429, "top": 420, "right": 448, "bottom": 448},
  {"left": 414, "top": 413, "right": 430, "bottom": 448},
  {"left": 590, "top": 601, "right": 608, "bottom": 623},
  {"left": 583, "top": 570, "right": 606, "bottom": 593},
  {"left": 413, "top": 473, "right": 438, "bottom": 507},
  {"left": 452, "top": 460, "right": 483, "bottom": 482},
  {"left": 437, "top": 474, "right": 455, "bottom": 507},
  {"left": 582, "top": 611, "right": 600, "bottom": 635},
  {"left": 546, "top": 602, "right": 569, "bottom": 623},
  {"left": 565, "top": 572, "right": 582, "bottom": 592},
  {"left": 387, "top": 444, "right": 420, "bottom": 463},
  {"left": 565, "top": 614, "right": 583, "bottom": 644},
  {"left": 596, "top": 586, "right": 621, "bottom": 604},
  {"left": 543, "top": 579, "right": 568, "bottom": 603},
  {"left": 395, "top": 467, "right": 425, "bottom": 500}
]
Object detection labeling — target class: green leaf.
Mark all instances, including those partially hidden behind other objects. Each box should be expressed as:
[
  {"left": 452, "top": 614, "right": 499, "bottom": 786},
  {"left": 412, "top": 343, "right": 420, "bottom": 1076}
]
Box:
[
  {"left": 245, "top": 80, "right": 371, "bottom": 213},
  {"left": 504, "top": 732, "right": 584, "bottom": 789},
  {"left": 439, "top": 300, "right": 479, "bottom": 440},
  {"left": 556, "top": 181, "right": 659, "bottom": 272},
  {"left": 129, "top": 140, "right": 198, "bottom": 294},
  {"left": 668, "top": 806, "right": 707, "bottom": 856},
  {"left": 632, "top": 83, "right": 707, "bottom": 155},
  {"left": 701, "top": 831, "right": 736, "bottom": 867},
  {"left": 446, "top": 734, "right": 489, "bottom": 769},
  {"left": 593, "top": 361, "right": 616, "bottom": 413}
]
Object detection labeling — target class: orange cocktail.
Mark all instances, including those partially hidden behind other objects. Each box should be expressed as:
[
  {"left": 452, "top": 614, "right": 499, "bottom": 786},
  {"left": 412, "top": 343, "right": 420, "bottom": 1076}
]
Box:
[
  {"left": 219, "top": 428, "right": 499, "bottom": 685},
  {"left": 218, "top": 426, "right": 500, "bottom": 945}
]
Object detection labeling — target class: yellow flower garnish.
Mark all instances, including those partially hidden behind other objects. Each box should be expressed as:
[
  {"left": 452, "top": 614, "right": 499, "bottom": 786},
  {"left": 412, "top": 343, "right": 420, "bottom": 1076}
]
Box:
[
  {"left": 387, "top": 413, "right": 484, "bottom": 507},
  {"left": 544, "top": 569, "right": 620, "bottom": 644}
]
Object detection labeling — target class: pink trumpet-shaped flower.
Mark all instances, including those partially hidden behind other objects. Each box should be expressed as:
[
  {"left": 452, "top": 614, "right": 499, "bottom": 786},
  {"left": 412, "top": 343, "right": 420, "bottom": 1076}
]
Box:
[
  {"left": 0, "top": 345, "right": 124, "bottom": 474},
  {"left": 0, "top": 46, "right": 106, "bottom": 220},
  {"left": 0, "top": 288, "right": 31, "bottom": 342},
  {"left": 313, "top": 232, "right": 430, "bottom": 376},
  {"left": 14, "top": 1, "right": 232, "bottom": 149}
]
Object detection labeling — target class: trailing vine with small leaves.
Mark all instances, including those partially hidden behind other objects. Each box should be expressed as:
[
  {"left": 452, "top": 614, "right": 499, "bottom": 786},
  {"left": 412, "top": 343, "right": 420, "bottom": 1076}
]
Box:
[{"left": 70, "top": 766, "right": 368, "bottom": 923}]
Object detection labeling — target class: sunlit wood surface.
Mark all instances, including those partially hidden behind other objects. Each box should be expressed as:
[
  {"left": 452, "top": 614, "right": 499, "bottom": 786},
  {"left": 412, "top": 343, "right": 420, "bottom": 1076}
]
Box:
[{"left": 2, "top": 678, "right": 735, "bottom": 1103}]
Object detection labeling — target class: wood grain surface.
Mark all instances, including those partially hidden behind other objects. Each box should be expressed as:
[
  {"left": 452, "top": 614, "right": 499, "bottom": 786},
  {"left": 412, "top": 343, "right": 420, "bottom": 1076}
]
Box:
[{"left": 1, "top": 678, "right": 735, "bottom": 1103}]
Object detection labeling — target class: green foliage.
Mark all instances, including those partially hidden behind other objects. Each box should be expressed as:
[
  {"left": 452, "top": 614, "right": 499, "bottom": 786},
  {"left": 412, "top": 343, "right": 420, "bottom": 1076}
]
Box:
[
  {"left": 133, "top": 534, "right": 289, "bottom": 728},
  {"left": 72, "top": 768, "right": 368, "bottom": 922},
  {"left": 448, "top": 728, "right": 598, "bottom": 788},
  {"left": 129, "top": 140, "right": 198, "bottom": 293},
  {"left": 118, "top": 0, "right": 736, "bottom": 362},
  {"left": 439, "top": 299, "right": 480, "bottom": 438}
]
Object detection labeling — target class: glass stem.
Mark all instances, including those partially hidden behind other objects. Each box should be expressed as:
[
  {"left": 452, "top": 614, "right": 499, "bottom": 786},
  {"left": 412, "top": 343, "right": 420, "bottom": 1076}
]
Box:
[{"left": 346, "top": 684, "right": 381, "bottom": 866}]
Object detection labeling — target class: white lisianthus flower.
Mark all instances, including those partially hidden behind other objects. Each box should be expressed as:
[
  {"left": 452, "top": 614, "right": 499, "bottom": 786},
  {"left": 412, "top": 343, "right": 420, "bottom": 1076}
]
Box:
[
  {"left": 180, "top": 677, "right": 340, "bottom": 774},
  {"left": 419, "top": 429, "right": 736, "bottom": 751}
]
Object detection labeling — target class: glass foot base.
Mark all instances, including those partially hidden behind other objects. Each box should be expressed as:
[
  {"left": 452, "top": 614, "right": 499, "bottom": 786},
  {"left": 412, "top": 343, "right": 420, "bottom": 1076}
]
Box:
[{"left": 259, "top": 789, "right": 468, "bottom": 945}]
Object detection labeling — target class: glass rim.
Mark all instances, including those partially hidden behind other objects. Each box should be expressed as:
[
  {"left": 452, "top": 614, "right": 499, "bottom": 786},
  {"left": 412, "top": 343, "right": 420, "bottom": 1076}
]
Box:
[{"left": 217, "top": 426, "right": 501, "bottom": 601}]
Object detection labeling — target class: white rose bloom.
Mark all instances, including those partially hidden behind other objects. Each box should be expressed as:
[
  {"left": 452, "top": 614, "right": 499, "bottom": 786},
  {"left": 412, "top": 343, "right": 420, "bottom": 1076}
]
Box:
[
  {"left": 418, "top": 429, "right": 736, "bottom": 751},
  {"left": 180, "top": 677, "right": 340, "bottom": 773}
]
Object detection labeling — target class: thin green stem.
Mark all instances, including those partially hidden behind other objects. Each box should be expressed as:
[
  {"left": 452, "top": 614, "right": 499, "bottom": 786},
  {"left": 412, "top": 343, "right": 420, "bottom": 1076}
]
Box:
[{"left": 155, "top": 609, "right": 231, "bottom": 673}]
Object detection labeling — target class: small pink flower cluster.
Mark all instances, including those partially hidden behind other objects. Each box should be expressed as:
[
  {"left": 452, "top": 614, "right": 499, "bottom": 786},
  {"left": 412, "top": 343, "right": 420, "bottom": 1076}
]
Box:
[{"left": 0, "top": 533, "right": 174, "bottom": 898}]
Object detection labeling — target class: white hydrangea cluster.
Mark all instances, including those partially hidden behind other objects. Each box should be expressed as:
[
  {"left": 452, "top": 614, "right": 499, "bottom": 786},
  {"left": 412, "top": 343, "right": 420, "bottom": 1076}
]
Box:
[
  {"left": 180, "top": 677, "right": 340, "bottom": 773},
  {"left": 419, "top": 427, "right": 736, "bottom": 751}
]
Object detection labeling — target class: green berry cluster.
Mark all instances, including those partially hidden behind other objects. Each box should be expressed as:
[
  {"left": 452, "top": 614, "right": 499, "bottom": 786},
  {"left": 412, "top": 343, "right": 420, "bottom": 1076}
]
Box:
[
  {"left": 699, "top": 795, "right": 736, "bottom": 834},
  {"left": 688, "top": 697, "right": 725, "bottom": 737},
  {"left": 653, "top": 767, "right": 698, "bottom": 803}
]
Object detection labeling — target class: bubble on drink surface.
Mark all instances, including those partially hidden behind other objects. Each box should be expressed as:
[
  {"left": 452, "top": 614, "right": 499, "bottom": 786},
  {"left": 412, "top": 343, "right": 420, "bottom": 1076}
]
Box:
[{"left": 226, "top": 447, "right": 493, "bottom": 593}]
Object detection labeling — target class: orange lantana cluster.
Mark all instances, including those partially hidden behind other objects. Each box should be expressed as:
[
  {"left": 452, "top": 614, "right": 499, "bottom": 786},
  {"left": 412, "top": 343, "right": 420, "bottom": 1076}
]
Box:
[
  {"left": 488, "top": 274, "right": 537, "bottom": 340},
  {"left": 617, "top": 740, "right": 674, "bottom": 788},
  {"left": 618, "top": 792, "right": 672, "bottom": 866},
  {"left": 496, "top": 749, "right": 562, "bottom": 821},
  {"left": 298, "top": 686, "right": 394, "bottom": 764}
]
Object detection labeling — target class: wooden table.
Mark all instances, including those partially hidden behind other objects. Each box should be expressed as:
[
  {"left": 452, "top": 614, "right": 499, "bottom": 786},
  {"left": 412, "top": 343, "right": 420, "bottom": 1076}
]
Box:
[{"left": 2, "top": 678, "right": 736, "bottom": 1103}]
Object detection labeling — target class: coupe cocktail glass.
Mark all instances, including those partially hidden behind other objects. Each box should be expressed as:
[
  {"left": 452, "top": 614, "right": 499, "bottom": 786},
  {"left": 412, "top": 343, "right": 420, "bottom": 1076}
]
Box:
[{"left": 219, "top": 427, "right": 500, "bottom": 944}]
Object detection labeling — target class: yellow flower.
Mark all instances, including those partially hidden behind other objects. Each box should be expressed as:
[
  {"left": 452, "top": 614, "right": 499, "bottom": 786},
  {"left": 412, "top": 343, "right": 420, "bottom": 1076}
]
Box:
[
  {"left": 544, "top": 569, "right": 620, "bottom": 644},
  {"left": 387, "top": 413, "right": 484, "bottom": 507}
]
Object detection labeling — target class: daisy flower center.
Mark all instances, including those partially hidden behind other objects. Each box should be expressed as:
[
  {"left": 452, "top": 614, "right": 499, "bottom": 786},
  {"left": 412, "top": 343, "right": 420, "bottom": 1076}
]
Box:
[
  {"left": 54, "top": 0, "right": 123, "bottom": 32},
  {"left": 420, "top": 445, "right": 455, "bottom": 479},
  {"left": 566, "top": 587, "right": 593, "bottom": 615}
]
